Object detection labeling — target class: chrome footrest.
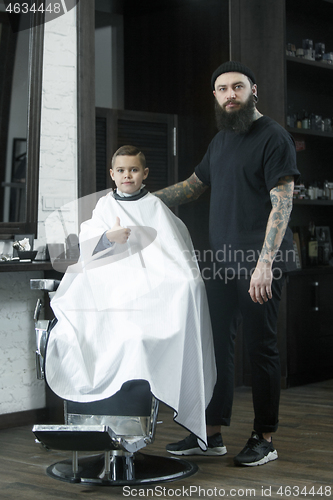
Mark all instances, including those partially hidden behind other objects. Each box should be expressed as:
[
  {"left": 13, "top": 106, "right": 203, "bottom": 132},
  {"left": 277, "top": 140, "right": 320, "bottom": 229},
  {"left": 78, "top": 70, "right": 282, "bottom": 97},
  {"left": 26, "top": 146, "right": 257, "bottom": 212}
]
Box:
[{"left": 32, "top": 424, "right": 146, "bottom": 453}]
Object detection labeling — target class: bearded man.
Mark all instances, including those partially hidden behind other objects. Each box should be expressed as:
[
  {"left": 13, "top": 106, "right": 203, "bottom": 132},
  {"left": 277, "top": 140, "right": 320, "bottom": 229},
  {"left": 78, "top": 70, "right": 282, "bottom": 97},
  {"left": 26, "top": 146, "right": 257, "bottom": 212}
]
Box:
[{"left": 154, "top": 61, "right": 300, "bottom": 466}]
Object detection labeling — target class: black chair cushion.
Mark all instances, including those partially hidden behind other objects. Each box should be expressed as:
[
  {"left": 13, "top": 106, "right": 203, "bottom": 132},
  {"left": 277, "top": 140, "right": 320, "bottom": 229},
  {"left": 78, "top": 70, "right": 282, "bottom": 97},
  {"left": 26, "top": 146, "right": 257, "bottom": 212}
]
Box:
[{"left": 66, "top": 380, "right": 152, "bottom": 416}]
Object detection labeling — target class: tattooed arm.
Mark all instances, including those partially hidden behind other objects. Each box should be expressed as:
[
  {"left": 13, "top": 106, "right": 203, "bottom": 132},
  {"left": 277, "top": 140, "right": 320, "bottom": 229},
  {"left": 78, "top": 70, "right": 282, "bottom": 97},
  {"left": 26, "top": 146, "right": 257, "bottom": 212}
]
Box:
[
  {"left": 153, "top": 173, "right": 208, "bottom": 207},
  {"left": 249, "top": 175, "right": 294, "bottom": 304}
]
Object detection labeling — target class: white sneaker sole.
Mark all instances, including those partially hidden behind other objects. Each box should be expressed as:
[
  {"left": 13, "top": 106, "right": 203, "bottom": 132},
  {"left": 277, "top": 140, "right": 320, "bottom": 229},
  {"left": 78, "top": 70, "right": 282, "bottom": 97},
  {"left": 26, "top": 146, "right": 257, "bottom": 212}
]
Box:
[
  {"left": 167, "top": 446, "right": 227, "bottom": 456},
  {"left": 239, "top": 449, "right": 278, "bottom": 466}
]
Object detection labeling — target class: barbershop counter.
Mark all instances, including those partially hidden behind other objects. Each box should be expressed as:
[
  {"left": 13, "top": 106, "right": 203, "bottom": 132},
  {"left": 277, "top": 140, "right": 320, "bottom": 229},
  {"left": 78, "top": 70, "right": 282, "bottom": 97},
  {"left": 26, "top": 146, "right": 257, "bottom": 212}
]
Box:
[
  {"left": 0, "top": 261, "right": 54, "bottom": 273},
  {"left": 0, "top": 263, "right": 62, "bottom": 427}
]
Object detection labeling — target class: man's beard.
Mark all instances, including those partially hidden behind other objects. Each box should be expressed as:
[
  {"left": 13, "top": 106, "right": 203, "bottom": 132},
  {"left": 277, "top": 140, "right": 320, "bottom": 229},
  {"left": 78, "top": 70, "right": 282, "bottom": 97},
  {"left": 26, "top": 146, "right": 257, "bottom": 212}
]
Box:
[{"left": 214, "top": 94, "right": 256, "bottom": 134}]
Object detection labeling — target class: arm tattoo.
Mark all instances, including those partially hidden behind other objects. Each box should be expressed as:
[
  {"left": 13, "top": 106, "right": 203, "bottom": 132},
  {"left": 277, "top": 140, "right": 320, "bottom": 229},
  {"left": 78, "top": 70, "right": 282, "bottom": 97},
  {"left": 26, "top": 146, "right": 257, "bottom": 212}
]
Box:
[
  {"left": 153, "top": 173, "right": 208, "bottom": 207},
  {"left": 259, "top": 175, "right": 294, "bottom": 264}
]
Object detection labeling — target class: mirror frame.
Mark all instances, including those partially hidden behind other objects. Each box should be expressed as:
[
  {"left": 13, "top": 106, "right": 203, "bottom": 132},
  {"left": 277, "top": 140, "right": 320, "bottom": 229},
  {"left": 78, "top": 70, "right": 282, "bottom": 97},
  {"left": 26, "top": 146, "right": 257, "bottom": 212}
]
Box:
[
  {"left": 0, "top": 10, "right": 44, "bottom": 235},
  {"left": 77, "top": 0, "right": 96, "bottom": 201}
]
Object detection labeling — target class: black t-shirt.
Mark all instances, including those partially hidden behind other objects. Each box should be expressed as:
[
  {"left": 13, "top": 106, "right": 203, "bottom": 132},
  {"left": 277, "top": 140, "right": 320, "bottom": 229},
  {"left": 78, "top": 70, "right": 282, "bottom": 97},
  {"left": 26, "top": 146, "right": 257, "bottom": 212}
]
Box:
[{"left": 195, "top": 116, "right": 300, "bottom": 273}]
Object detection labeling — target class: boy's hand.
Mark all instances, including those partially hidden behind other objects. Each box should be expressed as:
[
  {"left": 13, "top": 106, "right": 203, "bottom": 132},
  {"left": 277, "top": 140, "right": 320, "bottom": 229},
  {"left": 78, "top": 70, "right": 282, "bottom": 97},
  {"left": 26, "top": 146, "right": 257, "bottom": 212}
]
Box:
[{"left": 106, "top": 217, "right": 131, "bottom": 244}]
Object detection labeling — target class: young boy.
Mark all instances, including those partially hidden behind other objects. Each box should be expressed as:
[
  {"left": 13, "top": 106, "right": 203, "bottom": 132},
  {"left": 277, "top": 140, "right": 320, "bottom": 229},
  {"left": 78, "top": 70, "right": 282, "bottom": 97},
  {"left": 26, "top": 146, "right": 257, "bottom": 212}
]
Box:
[{"left": 45, "top": 145, "right": 216, "bottom": 447}]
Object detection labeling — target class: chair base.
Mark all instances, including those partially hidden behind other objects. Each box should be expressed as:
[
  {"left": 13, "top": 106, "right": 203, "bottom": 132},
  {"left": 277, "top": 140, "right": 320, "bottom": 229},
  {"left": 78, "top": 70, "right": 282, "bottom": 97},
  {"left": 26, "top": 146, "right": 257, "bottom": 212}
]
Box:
[{"left": 46, "top": 452, "right": 198, "bottom": 486}]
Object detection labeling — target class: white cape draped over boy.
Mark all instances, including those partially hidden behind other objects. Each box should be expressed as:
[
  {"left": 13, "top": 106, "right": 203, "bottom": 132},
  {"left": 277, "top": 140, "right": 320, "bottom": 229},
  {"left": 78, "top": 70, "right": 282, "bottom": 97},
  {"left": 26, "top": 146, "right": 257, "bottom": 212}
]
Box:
[{"left": 45, "top": 189, "right": 216, "bottom": 445}]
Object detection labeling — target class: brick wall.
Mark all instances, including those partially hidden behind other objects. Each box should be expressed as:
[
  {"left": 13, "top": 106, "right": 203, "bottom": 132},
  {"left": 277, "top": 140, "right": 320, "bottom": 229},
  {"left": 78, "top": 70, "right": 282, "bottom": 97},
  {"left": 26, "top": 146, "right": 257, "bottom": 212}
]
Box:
[
  {"left": 38, "top": 5, "right": 78, "bottom": 242},
  {"left": 0, "top": 6, "right": 78, "bottom": 417}
]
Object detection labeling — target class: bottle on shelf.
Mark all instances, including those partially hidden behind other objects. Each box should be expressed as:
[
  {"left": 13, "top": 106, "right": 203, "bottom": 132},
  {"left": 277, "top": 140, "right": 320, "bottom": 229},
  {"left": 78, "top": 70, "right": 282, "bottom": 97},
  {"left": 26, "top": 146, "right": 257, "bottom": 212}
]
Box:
[
  {"left": 315, "top": 42, "right": 325, "bottom": 61},
  {"left": 324, "top": 180, "right": 330, "bottom": 199},
  {"left": 302, "top": 110, "right": 310, "bottom": 129},
  {"left": 286, "top": 43, "right": 296, "bottom": 57},
  {"left": 308, "top": 221, "right": 318, "bottom": 267},
  {"left": 296, "top": 112, "right": 302, "bottom": 129},
  {"left": 313, "top": 180, "right": 318, "bottom": 199},
  {"left": 317, "top": 228, "right": 331, "bottom": 265},
  {"left": 310, "top": 113, "right": 316, "bottom": 130},
  {"left": 286, "top": 105, "right": 297, "bottom": 128}
]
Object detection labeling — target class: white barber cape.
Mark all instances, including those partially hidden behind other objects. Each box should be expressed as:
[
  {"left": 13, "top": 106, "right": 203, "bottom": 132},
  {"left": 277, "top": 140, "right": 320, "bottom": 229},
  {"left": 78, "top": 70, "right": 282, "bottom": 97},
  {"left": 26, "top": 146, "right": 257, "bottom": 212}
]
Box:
[{"left": 46, "top": 189, "right": 216, "bottom": 445}]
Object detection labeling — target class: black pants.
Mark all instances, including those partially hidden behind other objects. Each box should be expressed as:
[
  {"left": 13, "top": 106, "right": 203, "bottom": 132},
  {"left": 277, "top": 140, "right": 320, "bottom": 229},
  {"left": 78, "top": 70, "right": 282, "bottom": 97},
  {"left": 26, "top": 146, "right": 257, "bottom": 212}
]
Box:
[{"left": 205, "top": 271, "right": 285, "bottom": 434}]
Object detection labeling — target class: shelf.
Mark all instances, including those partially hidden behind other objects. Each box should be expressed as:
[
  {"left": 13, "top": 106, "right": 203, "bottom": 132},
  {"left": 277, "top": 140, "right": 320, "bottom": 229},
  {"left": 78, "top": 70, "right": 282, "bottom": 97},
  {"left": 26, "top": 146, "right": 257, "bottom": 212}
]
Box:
[
  {"left": 0, "top": 261, "right": 54, "bottom": 273},
  {"left": 293, "top": 199, "right": 333, "bottom": 206},
  {"left": 289, "top": 266, "right": 333, "bottom": 276},
  {"left": 287, "top": 127, "right": 333, "bottom": 139},
  {"left": 286, "top": 56, "right": 333, "bottom": 71}
]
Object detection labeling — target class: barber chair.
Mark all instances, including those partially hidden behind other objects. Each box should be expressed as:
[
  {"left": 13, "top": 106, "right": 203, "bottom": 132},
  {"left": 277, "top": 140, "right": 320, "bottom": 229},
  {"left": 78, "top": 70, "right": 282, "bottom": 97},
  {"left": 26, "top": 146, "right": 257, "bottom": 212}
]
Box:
[{"left": 30, "top": 279, "right": 197, "bottom": 485}]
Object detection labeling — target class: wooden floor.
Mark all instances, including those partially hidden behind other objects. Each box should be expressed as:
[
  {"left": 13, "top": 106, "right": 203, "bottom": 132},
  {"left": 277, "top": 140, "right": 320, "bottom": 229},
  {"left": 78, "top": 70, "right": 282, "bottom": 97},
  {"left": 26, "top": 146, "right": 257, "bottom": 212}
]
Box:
[{"left": 0, "top": 380, "right": 332, "bottom": 500}]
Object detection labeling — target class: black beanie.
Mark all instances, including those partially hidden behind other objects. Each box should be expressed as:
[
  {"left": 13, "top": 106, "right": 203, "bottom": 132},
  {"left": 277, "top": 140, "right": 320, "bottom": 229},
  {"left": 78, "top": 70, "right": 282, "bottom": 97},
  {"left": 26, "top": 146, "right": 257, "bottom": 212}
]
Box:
[{"left": 211, "top": 61, "right": 256, "bottom": 90}]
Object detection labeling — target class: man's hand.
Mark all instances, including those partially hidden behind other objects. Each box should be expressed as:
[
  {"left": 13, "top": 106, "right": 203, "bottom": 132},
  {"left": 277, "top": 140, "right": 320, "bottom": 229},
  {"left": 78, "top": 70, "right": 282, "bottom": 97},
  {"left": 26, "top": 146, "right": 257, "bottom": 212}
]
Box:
[
  {"left": 248, "top": 262, "right": 273, "bottom": 304},
  {"left": 106, "top": 217, "right": 131, "bottom": 244}
]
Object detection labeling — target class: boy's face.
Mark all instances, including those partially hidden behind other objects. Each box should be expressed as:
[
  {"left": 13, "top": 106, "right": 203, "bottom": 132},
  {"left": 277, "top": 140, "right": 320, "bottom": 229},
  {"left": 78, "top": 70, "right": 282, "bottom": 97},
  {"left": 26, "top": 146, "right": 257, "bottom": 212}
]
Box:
[{"left": 110, "top": 155, "right": 149, "bottom": 194}]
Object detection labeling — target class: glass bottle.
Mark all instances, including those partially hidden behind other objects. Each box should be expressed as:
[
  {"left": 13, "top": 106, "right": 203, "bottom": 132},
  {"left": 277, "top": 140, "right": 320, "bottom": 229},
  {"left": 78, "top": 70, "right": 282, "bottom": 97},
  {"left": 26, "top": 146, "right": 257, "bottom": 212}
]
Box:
[
  {"left": 302, "top": 110, "right": 310, "bottom": 129},
  {"left": 297, "top": 112, "right": 302, "bottom": 129},
  {"left": 308, "top": 221, "right": 318, "bottom": 267}
]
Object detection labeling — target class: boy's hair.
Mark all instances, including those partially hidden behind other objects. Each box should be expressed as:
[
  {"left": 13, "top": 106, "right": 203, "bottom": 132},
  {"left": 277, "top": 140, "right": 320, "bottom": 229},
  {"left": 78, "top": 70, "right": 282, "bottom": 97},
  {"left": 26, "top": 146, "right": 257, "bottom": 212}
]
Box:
[{"left": 111, "top": 145, "right": 146, "bottom": 169}]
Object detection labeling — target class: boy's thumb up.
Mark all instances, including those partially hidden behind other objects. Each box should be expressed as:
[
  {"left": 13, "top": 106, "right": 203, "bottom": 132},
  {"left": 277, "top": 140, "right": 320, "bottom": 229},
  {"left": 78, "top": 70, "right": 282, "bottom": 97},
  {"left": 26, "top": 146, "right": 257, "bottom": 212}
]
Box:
[
  {"left": 114, "top": 216, "right": 121, "bottom": 228},
  {"left": 108, "top": 217, "right": 131, "bottom": 245}
]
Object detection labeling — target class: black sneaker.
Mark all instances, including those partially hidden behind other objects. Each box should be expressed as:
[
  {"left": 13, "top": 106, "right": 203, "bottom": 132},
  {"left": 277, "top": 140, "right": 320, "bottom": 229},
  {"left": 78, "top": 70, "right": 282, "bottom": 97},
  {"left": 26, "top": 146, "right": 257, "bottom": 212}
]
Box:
[
  {"left": 166, "top": 433, "right": 227, "bottom": 456},
  {"left": 233, "top": 431, "right": 278, "bottom": 466}
]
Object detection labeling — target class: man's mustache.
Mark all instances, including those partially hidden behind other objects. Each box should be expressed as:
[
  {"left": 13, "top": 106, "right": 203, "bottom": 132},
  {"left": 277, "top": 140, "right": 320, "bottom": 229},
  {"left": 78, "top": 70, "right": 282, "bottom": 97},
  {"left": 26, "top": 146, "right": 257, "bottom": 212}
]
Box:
[{"left": 223, "top": 100, "right": 242, "bottom": 107}]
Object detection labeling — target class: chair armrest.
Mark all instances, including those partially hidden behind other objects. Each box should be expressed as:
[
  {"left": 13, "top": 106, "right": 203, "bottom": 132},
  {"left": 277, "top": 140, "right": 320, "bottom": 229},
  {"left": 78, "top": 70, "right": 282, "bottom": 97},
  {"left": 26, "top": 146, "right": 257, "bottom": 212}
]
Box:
[{"left": 30, "top": 279, "right": 61, "bottom": 291}]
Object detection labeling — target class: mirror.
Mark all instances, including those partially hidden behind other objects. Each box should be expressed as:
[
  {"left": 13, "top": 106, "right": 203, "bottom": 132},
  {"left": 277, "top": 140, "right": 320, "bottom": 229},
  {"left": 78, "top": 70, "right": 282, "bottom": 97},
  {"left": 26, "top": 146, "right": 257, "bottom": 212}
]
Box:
[{"left": 0, "top": 5, "right": 44, "bottom": 234}]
